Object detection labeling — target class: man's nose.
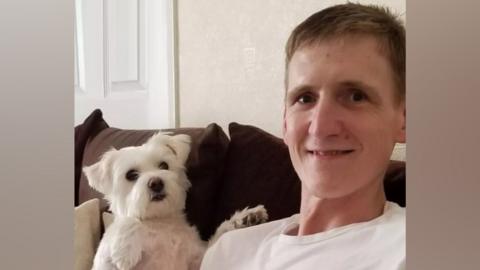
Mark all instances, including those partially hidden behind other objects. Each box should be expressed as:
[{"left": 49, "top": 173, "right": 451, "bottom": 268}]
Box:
[{"left": 308, "top": 97, "right": 343, "bottom": 138}]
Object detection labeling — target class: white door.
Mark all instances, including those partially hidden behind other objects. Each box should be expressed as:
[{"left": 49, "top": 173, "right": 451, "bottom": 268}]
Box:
[{"left": 74, "top": 0, "right": 177, "bottom": 129}]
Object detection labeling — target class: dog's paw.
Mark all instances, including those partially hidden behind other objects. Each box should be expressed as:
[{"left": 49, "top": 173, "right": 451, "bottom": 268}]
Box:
[
  {"left": 207, "top": 205, "right": 269, "bottom": 247},
  {"left": 231, "top": 205, "right": 268, "bottom": 229},
  {"left": 109, "top": 218, "right": 144, "bottom": 270},
  {"left": 113, "top": 252, "right": 142, "bottom": 270}
]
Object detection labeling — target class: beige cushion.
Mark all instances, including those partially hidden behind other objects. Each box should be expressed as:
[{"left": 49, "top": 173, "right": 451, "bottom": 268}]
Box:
[
  {"left": 74, "top": 198, "right": 101, "bottom": 270},
  {"left": 391, "top": 143, "right": 406, "bottom": 161}
]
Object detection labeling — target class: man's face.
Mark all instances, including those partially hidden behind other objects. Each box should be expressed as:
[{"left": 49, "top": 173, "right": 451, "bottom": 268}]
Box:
[{"left": 283, "top": 35, "right": 405, "bottom": 199}]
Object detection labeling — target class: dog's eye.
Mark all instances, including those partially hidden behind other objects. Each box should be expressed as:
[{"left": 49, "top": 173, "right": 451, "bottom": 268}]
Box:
[
  {"left": 125, "top": 169, "right": 139, "bottom": 181},
  {"left": 158, "top": 162, "right": 169, "bottom": 170}
]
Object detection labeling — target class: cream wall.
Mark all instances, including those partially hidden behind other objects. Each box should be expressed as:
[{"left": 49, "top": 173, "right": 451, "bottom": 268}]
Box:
[{"left": 178, "top": 0, "right": 405, "bottom": 137}]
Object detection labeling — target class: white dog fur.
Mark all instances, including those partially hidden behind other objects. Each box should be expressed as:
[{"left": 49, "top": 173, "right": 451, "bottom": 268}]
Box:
[{"left": 83, "top": 132, "right": 267, "bottom": 270}]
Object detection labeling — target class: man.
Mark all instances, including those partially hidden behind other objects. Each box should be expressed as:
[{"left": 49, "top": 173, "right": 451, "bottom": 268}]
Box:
[{"left": 201, "top": 3, "right": 405, "bottom": 269}]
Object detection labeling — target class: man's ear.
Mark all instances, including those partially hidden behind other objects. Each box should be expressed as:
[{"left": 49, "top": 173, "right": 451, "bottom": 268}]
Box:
[
  {"left": 282, "top": 108, "right": 289, "bottom": 145},
  {"left": 82, "top": 148, "right": 117, "bottom": 194},
  {"left": 396, "top": 107, "right": 406, "bottom": 143},
  {"left": 167, "top": 134, "right": 191, "bottom": 165}
]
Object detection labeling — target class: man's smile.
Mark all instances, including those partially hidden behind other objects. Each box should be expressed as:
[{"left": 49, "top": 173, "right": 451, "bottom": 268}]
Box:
[{"left": 307, "top": 149, "right": 356, "bottom": 159}]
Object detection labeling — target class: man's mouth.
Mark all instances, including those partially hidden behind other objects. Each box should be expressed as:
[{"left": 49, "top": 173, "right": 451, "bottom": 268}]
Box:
[{"left": 308, "top": 150, "right": 355, "bottom": 156}]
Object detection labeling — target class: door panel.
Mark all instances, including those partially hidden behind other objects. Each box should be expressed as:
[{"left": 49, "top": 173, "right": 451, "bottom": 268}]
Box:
[{"left": 74, "top": 0, "right": 176, "bottom": 129}]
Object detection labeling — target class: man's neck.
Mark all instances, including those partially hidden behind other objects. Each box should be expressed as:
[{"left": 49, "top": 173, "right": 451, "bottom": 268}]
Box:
[{"left": 297, "top": 181, "right": 386, "bottom": 236}]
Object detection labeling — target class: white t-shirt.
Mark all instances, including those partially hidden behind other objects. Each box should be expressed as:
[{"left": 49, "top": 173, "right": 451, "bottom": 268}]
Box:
[{"left": 201, "top": 201, "right": 405, "bottom": 270}]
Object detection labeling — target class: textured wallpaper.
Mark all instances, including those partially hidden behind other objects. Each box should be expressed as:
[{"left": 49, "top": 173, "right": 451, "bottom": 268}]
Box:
[{"left": 178, "top": 0, "right": 406, "bottom": 137}]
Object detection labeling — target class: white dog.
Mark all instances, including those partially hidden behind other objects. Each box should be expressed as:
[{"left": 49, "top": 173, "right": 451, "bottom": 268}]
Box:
[{"left": 83, "top": 132, "right": 267, "bottom": 270}]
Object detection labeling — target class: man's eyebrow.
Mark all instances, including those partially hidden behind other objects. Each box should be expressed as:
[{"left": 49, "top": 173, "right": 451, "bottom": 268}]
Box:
[
  {"left": 338, "top": 80, "right": 375, "bottom": 91},
  {"left": 286, "top": 85, "right": 314, "bottom": 96}
]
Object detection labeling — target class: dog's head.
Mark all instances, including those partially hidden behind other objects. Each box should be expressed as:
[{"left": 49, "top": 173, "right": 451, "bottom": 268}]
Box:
[{"left": 83, "top": 133, "right": 192, "bottom": 220}]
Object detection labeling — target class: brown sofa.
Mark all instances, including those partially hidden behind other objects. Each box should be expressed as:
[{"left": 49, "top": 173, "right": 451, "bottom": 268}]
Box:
[{"left": 75, "top": 109, "right": 405, "bottom": 242}]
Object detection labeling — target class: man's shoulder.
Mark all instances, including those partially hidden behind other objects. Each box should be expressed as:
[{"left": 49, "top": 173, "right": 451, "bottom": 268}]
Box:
[
  {"left": 384, "top": 201, "right": 406, "bottom": 225},
  {"left": 200, "top": 215, "right": 297, "bottom": 270}
]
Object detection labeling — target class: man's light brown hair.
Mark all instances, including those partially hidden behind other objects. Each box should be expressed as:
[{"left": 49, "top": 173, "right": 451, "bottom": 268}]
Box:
[{"left": 285, "top": 3, "right": 405, "bottom": 103}]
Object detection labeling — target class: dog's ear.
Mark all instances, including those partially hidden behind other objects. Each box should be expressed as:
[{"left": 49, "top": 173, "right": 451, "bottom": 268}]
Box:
[
  {"left": 145, "top": 132, "right": 172, "bottom": 146},
  {"left": 167, "top": 134, "right": 191, "bottom": 165},
  {"left": 82, "top": 148, "right": 117, "bottom": 194},
  {"left": 146, "top": 132, "right": 191, "bottom": 164}
]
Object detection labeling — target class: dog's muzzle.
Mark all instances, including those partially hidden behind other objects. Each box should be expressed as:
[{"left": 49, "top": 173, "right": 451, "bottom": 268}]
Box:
[{"left": 148, "top": 177, "right": 166, "bottom": 201}]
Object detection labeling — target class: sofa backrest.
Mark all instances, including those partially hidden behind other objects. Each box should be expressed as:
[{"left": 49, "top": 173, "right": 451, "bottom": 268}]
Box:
[{"left": 75, "top": 109, "right": 405, "bottom": 241}]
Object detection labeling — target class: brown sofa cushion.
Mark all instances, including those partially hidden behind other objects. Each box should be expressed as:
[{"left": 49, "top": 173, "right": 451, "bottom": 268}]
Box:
[
  {"left": 212, "top": 122, "right": 406, "bottom": 230},
  {"left": 74, "top": 109, "right": 109, "bottom": 206},
  {"left": 77, "top": 111, "right": 229, "bottom": 241}
]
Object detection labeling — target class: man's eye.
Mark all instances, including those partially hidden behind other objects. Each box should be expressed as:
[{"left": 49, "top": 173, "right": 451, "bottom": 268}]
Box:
[
  {"left": 126, "top": 169, "right": 139, "bottom": 181},
  {"left": 349, "top": 90, "right": 368, "bottom": 102},
  {"left": 297, "top": 94, "right": 315, "bottom": 104},
  {"left": 158, "top": 162, "right": 169, "bottom": 170}
]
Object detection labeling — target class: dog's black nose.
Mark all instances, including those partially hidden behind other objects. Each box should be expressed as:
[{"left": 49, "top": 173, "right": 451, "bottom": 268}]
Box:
[{"left": 148, "top": 178, "right": 164, "bottom": 192}]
